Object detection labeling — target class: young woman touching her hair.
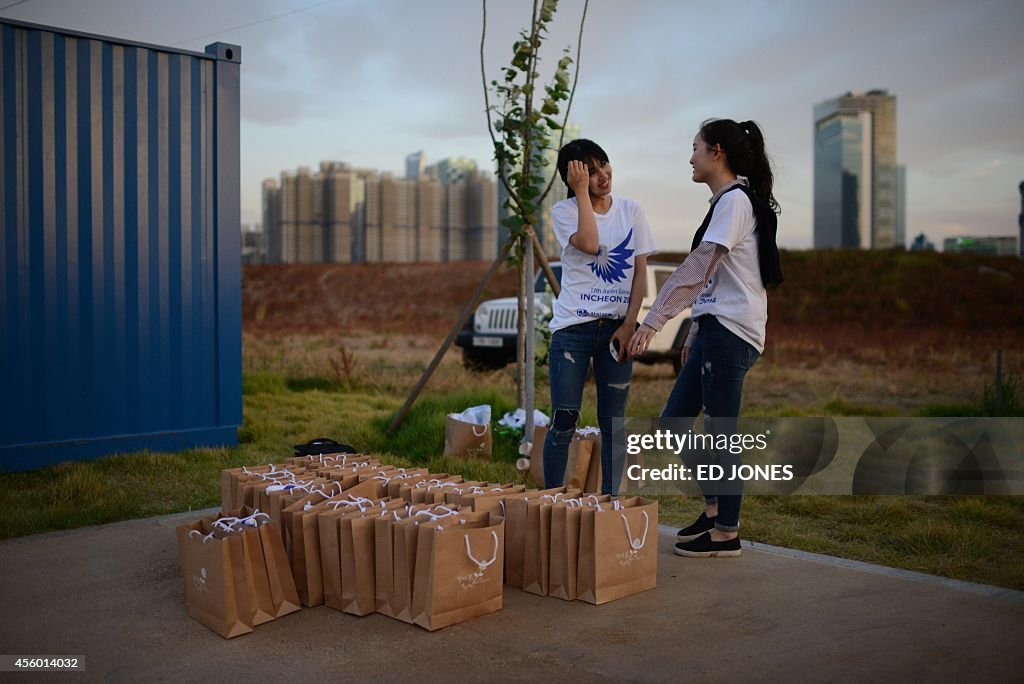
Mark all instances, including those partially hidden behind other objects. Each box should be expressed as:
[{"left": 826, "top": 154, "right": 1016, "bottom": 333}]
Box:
[{"left": 544, "top": 139, "right": 657, "bottom": 495}]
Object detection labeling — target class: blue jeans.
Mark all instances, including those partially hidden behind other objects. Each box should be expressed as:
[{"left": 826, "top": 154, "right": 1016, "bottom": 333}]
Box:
[
  {"left": 543, "top": 319, "right": 633, "bottom": 495},
  {"left": 661, "top": 315, "right": 759, "bottom": 532}
]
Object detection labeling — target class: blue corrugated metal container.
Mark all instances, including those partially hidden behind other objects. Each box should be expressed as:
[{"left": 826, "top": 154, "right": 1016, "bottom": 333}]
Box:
[{"left": 0, "top": 19, "right": 241, "bottom": 472}]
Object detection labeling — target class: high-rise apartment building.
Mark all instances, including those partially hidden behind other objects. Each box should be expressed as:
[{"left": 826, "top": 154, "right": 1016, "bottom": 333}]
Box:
[
  {"left": 814, "top": 90, "right": 903, "bottom": 249},
  {"left": 427, "top": 157, "right": 478, "bottom": 185},
  {"left": 366, "top": 174, "right": 419, "bottom": 262},
  {"left": 406, "top": 151, "right": 426, "bottom": 180},
  {"left": 278, "top": 167, "right": 321, "bottom": 262},
  {"left": 241, "top": 223, "right": 265, "bottom": 264},
  {"left": 320, "top": 162, "right": 368, "bottom": 263},
  {"left": 417, "top": 176, "right": 446, "bottom": 261},
  {"left": 262, "top": 179, "right": 283, "bottom": 263}
]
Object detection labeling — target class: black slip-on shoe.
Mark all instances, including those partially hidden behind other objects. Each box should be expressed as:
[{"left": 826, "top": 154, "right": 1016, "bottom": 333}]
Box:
[
  {"left": 676, "top": 512, "right": 716, "bottom": 542},
  {"left": 674, "top": 531, "right": 742, "bottom": 557}
]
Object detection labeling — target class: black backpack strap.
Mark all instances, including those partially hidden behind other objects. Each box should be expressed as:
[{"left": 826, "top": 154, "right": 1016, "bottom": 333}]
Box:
[{"left": 690, "top": 184, "right": 783, "bottom": 289}]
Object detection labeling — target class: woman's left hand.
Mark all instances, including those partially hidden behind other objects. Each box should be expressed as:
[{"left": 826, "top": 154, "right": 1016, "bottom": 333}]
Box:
[
  {"left": 628, "top": 323, "right": 658, "bottom": 357},
  {"left": 611, "top": 324, "right": 633, "bottom": 363}
]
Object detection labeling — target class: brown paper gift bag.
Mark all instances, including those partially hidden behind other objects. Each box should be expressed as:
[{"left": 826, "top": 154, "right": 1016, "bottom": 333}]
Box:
[
  {"left": 195, "top": 507, "right": 299, "bottom": 626},
  {"left": 214, "top": 508, "right": 301, "bottom": 622},
  {"left": 340, "top": 510, "right": 390, "bottom": 616},
  {"left": 316, "top": 498, "right": 406, "bottom": 614},
  {"left": 522, "top": 493, "right": 609, "bottom": 596},
  {"left": 231, "top": 517, "right": 275, "bottom": 626},
  {"left": 410, "top": 513, "right": 504, "bottom": 631},
  {"left": 465, "top": 486, "right": 532, "bottom": 515},
  {"left": 584, "top": 447, "right": 603, "bottom": 495},
  {"left": 318, "top": 501, "right": 361, "bottom": 611},
  {"left": 443, "top": 414, "right": 492, "bottom": 460},
  {"left": 374, "top": 515, "right": 401, "bottom": 617},
  {"left": 222, "top": 465, "right": 300, "bottom": 510},
  {"left": 522, "top": 499, "right": 554, "bottom": 596},
  {"left": 502, "top": 489, "right": 577, "bottom": 589},
  {"left": 457, "top": 485, "right": 527, "bottom": 511},
  {"left": 529, "top": 427, "right": 601, "bottom": 489},
  {"left": 176, "top": 519, "right": 256, "bottom": 639},
  {"left": 391, "top": 506, "right": 465, "bottom": 622},
  {"left": 407, "top": 477, "right": 466, "bottom": 505},
  {"left": 256, "top": 520, "right": 301, "bottom": 619},
  {"left": 390, "top": 518, "right": 422, "bottom": 622},
  {"left": 283, "top": 491, "right": 351, "bottom": 607},
  {"left": 548, "top": 502, "right": 585, "bottom": 601},
  {"left": 565, "top": 439, "right": 594, "bottom": 491},
  {"left": 577, "top": 497, "right": 658, "bottom": 605},
  {"left": 528, "top": 425, "right": 547, "bottom": 485}
]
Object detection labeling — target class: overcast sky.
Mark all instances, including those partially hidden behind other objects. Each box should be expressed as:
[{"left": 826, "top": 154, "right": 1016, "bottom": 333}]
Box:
[{"left": 4, "top": 0, "right": 1023, "bottom": 250}]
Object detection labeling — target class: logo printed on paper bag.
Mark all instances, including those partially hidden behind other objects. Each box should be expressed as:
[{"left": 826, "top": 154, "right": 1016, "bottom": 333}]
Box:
[
  {"left": 457, "top": 569, "right": 491, "bottom": 590},
  {"left": 192, "top": 567, "right": 209, "bottom": 593},
  {"left": 616, "top": 548, "right": 644, "bottom": 567}
]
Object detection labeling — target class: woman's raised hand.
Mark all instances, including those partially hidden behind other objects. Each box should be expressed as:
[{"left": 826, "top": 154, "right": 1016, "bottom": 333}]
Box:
[{"left": 567, "top": 160, "right": 590, "bottom": 196}]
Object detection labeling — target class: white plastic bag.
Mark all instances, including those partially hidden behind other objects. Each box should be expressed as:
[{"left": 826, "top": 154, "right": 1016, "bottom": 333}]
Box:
[
  {"left": 498, "top": 408, "right": 550, "bottom": 430},
  {"left": 448, "top": 404, "right": 491, "bottom": 426}
]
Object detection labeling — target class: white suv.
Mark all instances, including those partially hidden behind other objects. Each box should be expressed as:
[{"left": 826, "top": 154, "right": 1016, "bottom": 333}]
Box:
[{"left": 455, "top": 262, "right": 692, "bottom": 373}]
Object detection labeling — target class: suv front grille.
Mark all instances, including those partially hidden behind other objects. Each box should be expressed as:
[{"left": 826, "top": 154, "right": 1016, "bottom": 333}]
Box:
[{"left": 487, "top": 308, "right": 517, "bottom": 332}]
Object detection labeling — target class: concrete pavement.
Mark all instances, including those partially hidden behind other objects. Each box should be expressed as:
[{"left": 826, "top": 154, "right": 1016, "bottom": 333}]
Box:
[{"left": 0, "top": 508, "right": 1021, "bottom": 683}]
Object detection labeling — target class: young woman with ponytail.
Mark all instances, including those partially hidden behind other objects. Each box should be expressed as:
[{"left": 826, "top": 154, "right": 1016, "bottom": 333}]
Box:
[{"left": 627, "top": 119, "right": 783, "bottom": 557}]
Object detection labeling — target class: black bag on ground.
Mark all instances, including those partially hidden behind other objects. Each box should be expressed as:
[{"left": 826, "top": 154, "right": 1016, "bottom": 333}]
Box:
[{"left": 293, "top": 438, "right": 357, "bottom": 457}]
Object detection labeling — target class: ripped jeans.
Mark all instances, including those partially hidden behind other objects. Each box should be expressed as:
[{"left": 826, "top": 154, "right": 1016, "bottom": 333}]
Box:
[
  {"left": 661, "top": 315, "right": 759, "bottom": 532},
  {"left": 543, "top": 318, "right": 633, "bottom": 494}
]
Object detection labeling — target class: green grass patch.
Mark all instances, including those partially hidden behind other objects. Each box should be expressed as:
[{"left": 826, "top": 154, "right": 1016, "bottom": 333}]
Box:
[
  {"left": 2, "top": 371, "right": 1022, "bottom": 591},
  {"left": 657, "top": 495, "right": 1024, "bottom": 590}
]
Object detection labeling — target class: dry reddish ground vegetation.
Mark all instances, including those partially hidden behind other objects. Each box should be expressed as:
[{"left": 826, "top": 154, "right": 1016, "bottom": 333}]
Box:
[
  {"left": 243, "top": 262, "right": 521, "bottom": 336},
  {"left": 242, "top": 251, "right": 1023, "bottom": 414},
  {"left": 244, "top": 251, "right": 1024, "bottom": 336}
]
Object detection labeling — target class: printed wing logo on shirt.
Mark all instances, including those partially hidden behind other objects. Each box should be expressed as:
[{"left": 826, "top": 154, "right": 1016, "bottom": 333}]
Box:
[{"left": 588, "top": 229, "right": 634, "bottom": 284}]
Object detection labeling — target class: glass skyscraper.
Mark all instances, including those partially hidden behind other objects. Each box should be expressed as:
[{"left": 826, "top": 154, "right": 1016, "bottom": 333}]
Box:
[{"left": 814, "top": 90, "right": 902, "bottom": 249}]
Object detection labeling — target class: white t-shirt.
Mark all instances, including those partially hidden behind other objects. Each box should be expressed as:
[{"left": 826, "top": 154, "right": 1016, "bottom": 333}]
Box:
[
  {"left": 549, "top": 196, "right": 657, "bottom": 333},
  {"left": 691, "top": 188, "right": 768, "bottom": 353}
]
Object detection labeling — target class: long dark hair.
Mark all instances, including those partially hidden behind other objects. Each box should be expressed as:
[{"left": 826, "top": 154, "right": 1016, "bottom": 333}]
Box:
[
  {"left": 556, "top": 138, "right": 609, "bottom": 199},
  {"left": 699, "top": 119, "right": 780, "bottom": 214}
]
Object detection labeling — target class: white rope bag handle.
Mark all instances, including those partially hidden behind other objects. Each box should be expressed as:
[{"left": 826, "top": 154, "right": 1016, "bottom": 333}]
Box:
[
  {"left": 471, "top": 424, "right": 488, "bottom": 437},
  {"left": 620, "top": 510, "right": 650, "bottom": 551},
  {"left": 189, "top": 529, "right": 218, "bottom": 544},
  {"left": 414, "top": 506, "right": 456, "bottom": 521},
  {"left": 464, "top": 531, "right": 500, "bottom": 572}
]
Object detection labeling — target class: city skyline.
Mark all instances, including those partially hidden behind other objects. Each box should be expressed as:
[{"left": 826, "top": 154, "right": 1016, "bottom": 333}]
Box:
[
  {"left": 261, "top": 158, "right": 497, "bottom": 264},
  {"left": 3, "top": 0, "right": 1021, "bottom": 252}
]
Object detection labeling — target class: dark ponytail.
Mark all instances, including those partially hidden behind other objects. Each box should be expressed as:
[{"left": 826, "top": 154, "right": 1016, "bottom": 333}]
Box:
[
  {"left": 699, "top": 118, "right": 780, "bottom": 214},
  {"left": 556, "top": 138, "right": 609, "bottom": 199}
]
